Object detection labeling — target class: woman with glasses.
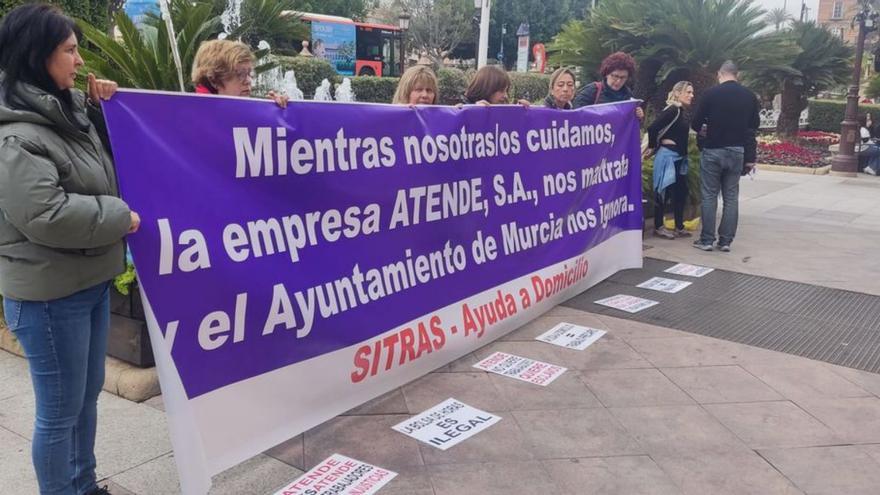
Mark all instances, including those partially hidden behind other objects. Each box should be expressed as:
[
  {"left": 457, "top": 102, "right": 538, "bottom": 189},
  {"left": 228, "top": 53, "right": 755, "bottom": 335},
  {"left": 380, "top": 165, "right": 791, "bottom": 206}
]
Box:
[
  {"left": 573, "top": 51, "right": 644, "bottom": 120},
  {"left": 191, "top": 39, "right": 288, "bottom": 107}
]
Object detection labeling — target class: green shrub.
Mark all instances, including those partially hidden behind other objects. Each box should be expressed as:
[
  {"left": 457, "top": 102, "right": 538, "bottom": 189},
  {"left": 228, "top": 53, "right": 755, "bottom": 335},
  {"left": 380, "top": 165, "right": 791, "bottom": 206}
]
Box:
[
  {"left": 509, "top": 72, "right": 550, "bottom": 103},
  {"left": 1, "top": 0, "right": 109, "bottom": 31},
  {"left": 349, "top": 76, "right": 399, "bottom": 103},
  {"left": 808, "top": 99, "right": 880, "bottom": 132},
  {"left": 437, "top": 68, "right": 468, "bottom": 105},
  {"left": 275, "top": 56, "right": 339, "bottom": 99}
]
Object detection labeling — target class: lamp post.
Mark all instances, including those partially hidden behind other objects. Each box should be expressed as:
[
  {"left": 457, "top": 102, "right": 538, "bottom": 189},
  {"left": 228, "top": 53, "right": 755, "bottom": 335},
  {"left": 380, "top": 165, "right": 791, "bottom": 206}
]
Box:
[
  {"left": 831, "top": 0, "right": 878, "bottom": 176},
  {"left": 474, "top": 0, "right": 491, "bottom": 68},
  {"left": 398, "top": 11, "right": 411, "bottom": 76}
]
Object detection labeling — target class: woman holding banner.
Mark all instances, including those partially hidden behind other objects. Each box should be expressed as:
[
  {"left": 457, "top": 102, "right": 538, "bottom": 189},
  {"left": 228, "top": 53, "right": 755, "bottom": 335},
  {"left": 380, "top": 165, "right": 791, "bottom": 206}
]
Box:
[
  {"left": 544, "top": 67, "right": 577, "bottom": 110},
  {"left": 573, "top": 51, "right": 645, "bottom": 120},
  {"left": 0, "top": 4, "right": 140, "bottom": 494},
  {"left": 191, "top": 39, "right": 289, "bottom": 107},
  {"left": 461, "top": 65, "right": 530, "bottom": 107},
  {"left": 392, "top": 65, "right": 438, "bottom": 106}
]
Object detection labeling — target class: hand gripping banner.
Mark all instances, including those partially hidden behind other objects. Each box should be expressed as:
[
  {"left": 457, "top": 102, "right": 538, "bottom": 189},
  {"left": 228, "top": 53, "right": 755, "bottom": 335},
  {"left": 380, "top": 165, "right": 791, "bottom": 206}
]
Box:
[{"left": 102, "top": 92, "right": 644, "bottom": 493}]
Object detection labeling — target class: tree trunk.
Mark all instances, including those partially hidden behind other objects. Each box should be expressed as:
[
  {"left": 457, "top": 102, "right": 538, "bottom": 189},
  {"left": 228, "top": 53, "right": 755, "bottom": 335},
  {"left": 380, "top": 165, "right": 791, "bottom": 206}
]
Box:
[
  {"left": 634, "top": 57, "right": 662, "bottom": 113},
  {"left": 777, "top": 78, "right": 806, "bottom": 141}
]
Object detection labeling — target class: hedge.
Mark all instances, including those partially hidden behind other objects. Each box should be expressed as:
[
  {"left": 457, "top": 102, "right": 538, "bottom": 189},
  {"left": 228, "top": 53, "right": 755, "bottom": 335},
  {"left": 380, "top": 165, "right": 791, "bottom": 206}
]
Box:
[
  {"left": 509, "top": 72, "right": 550, "bottom": 103},
  {"left": 808, "top": 99, "right": 880, "bottom": 132},
  {"left": 1, "top": 0, "right": 109, "bottom": 30},
  {"left": 350, "top": 76, "right": 399, "bottom": 103},
  {"left": 268, "top": 58, "right": 552, "bottom": 105},
  {"left": 275, "top": 56, "right": 339, "bottom": 99},
  {"left": 437, "top": 68, "right": 468, "bottom": 105}
]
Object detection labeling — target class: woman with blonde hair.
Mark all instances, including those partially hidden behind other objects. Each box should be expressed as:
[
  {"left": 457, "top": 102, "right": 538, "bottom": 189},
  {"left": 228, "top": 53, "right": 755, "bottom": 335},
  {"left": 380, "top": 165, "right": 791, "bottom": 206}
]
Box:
[
  {"left": 645, "top": 80, "right": 695, "bottom": 239},
  {"left": 544, "top": 67, "right": 576, "bottom": 109},
  {"left": 191, "top": 39, "right": 287, "bottom": 107},
  {"left": 393, "top": 65, "right": 438, "bottom": 105}
]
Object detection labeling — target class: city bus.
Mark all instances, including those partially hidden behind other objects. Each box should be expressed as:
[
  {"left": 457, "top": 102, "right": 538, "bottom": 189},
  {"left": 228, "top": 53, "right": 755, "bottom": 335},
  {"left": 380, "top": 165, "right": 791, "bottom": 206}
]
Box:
[{"left": 292, "top": 12, "right": 404, "bottom": 78}]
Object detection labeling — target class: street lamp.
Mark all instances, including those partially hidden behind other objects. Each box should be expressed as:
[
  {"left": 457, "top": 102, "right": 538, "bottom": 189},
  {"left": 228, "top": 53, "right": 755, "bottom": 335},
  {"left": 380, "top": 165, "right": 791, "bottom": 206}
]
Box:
[
  {"left": 398, "top": 11, "right": 411, "bottom": 76},
  {"left": 831, "top": 0, "right": 879, "bottom": 176}
]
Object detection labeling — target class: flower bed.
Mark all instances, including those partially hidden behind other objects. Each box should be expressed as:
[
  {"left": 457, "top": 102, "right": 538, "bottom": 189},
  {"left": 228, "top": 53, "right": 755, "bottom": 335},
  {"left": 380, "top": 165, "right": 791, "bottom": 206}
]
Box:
[
  {"left": 758, "top": 141, "right": 827, "bottom": 168},
  {"left": 797, "top": 130, "right": 840, "bottom": 147}
]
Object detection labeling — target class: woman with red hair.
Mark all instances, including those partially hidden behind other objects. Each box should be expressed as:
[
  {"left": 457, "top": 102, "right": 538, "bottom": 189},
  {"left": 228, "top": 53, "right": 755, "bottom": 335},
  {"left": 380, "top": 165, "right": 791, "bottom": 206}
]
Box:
[{"left": 573, "top": 51, "right": 644, "bottom": 119}]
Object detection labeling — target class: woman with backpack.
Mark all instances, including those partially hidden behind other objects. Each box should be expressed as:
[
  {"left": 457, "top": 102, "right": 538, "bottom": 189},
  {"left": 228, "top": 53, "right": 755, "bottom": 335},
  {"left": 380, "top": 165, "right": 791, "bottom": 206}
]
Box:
[
  {"left": 573, "top": 51, "right": 644, "bottom": 120},
  {"left": 644, "top": 81, "right": 695, "bottom": 239}
]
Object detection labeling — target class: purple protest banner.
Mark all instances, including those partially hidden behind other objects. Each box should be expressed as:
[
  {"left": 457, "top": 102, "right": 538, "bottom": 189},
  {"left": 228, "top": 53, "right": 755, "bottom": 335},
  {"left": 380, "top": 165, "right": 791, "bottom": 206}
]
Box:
[{"left": 102, "top": 91, "right": 643, "bottom": 494}]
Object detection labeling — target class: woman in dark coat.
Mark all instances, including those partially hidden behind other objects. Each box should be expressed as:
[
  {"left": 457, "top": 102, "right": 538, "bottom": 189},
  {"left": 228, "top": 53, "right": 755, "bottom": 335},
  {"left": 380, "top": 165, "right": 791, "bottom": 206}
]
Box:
[{"left": 573, "top": 51, "right": 645, "bottom": 120}]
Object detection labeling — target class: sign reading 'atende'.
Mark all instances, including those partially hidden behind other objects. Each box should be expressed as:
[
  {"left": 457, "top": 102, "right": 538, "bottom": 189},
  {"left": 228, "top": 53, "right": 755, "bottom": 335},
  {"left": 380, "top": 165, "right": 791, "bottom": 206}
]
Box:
[
  {"left": 473, "top": 351, "right": 567, "bottom": 386},
  {"left": 274, "top": 454, "right": 396, "bottom": 495}
]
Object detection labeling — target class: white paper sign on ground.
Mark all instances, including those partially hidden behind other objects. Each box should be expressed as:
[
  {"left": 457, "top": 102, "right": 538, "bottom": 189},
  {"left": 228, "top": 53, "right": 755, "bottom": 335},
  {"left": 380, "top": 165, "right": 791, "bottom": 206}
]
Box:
[
  {"left": 637, "top": 276, "right": 693, "bottom": 293},
  {"left": 664, "top": 263, "right": 715, "bottom": 277},
  {"left": 594, "top": 294, "right": 659, "bottom": 313},
  {"left": 473, "top": 351, "right": 568, "bottom": 386},
  {"left": 273, "top": 454, "right": 397, "bottom": 495},
  {"left": 535, "top": 322, "right": 607, "bottom": 351},
  {"left": 392, "top": 398, "right": 500, "bottom": 450}
]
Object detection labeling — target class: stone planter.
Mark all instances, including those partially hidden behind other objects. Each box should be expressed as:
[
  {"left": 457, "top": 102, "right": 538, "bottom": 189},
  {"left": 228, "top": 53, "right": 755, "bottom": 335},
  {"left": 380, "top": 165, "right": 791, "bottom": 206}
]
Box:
[{"left": 109, "top": 285, "right": 154, "bottom": 368}]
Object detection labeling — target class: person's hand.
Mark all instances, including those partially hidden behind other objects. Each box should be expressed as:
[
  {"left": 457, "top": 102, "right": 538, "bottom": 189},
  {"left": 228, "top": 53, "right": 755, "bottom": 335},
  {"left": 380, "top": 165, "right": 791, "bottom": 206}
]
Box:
[
  {"left": 635, "top": 106, "right": 645, "bottom": 120},
  {"left": 267, "top": 91, "right": 289, "bottom": 109},
  {"left": 454, "top": 103, "right": 464, "bottom": 109},
  {"left": 642, "top": 148, "right": 654, "bottom": 159},
  {"left": 128, "top": 211, "right": 141, "bottom": 234},
  {"left": 87, "top": 73, "right": 118, "bottom": 103},
  {"left": 475, "top": 100, "right": 491, "bottom": 106},
  {"left": 742, "top": 163, "right": 756, "bottom": 177},
  {"left": 517, "top": 99, "right": 531, "bottom": 108}
]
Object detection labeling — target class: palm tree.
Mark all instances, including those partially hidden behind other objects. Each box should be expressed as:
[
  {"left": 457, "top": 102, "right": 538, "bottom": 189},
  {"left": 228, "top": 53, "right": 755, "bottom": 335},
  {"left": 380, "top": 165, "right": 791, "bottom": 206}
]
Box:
[
  {"left": 752, "top": 21, "right": 852, "bottom": 139},
  {"left": 549, "top": 0, "right": 797, "bottom": 115},
  {"left": 78, "top": 0, "right": 222, "bottom": 91},
  {"left": 767, "top": 7, "right": 793, "bottom": 31}
]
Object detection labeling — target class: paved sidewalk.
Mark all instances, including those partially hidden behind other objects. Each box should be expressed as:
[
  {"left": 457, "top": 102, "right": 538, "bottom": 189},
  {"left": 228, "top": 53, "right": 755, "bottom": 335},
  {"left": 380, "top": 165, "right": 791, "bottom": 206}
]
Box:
[
  {"left": 646, "top": 170, "right": 880, "bottom": 296},
  {"left": 2, "top": 170, "right": 880, "bottom": 494},
  {"left": 4, "top": 306, "right": 880, "bottom": 494}
]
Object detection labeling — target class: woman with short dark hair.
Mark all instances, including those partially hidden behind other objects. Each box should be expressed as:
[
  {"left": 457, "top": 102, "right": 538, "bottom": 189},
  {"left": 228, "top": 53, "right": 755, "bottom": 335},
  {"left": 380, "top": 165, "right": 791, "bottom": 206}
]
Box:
[
  {"left": 573, "top": 51, "right": 644, "bottom": 120},
  {"left": 0, "top": 4, "right": 139, "bottom": 494}
]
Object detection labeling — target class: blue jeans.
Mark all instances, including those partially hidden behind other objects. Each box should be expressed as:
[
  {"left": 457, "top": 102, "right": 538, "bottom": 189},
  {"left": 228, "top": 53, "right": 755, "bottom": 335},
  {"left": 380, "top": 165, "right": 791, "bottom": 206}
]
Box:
[
  {"left": 700, "top": 147, "right": 744, "bottom": 246},
  {"left": 4, "top": 282, "right": 110, "bottom": 495}
]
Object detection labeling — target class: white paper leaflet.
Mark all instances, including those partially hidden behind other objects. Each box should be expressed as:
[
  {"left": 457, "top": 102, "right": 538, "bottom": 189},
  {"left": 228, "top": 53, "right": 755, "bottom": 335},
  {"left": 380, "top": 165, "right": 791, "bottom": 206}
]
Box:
[
  {"left": 637, "top": 277, "right": 692, "bottom": 293},
  {"left": 273, "top": 454, "right": 396, "bottom": 495},
  {"left": 391, "top": 398, "right": 501, "bottom": 450},
  {"left": 664, "top": 263, "right": 714, "bottom": 278},
  {"left": 535, "top": 322, "right": 606, "bottom": 350},
  {"left": 594, "top": 294, "right": 659, "bottom": 313},
  {"left": 472, "top": 351, "right": 568, "bottom": 386}
]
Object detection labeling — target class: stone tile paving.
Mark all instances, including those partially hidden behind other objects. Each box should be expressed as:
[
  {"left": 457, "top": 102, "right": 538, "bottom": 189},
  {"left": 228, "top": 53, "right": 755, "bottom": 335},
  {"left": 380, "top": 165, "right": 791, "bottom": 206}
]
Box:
[{"left": 4, "top": 309, "right": 880, "bottom": 494}]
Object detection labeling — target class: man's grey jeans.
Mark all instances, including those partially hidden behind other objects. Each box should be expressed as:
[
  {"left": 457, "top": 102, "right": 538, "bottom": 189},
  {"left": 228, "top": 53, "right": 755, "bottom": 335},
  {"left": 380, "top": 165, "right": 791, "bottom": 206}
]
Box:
[{"left": 699, "top": 147, "right": 744, "bottom": 246}]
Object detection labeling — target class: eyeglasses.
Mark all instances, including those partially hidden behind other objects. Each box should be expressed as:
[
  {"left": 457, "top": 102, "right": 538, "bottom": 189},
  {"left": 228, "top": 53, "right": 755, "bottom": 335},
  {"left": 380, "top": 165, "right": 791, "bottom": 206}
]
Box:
[
  {"left": 233, "top": 68, "right": 255, "bottom": 84},
  {"left": 608, "top": 73, "right": 629, "bottom": 82}
]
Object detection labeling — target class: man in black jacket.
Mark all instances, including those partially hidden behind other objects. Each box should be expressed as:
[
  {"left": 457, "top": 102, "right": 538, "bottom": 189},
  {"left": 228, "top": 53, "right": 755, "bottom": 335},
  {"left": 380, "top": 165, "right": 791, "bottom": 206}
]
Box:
[{"left": 691, "top": 60, "right": 760, "bottom": 252}]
